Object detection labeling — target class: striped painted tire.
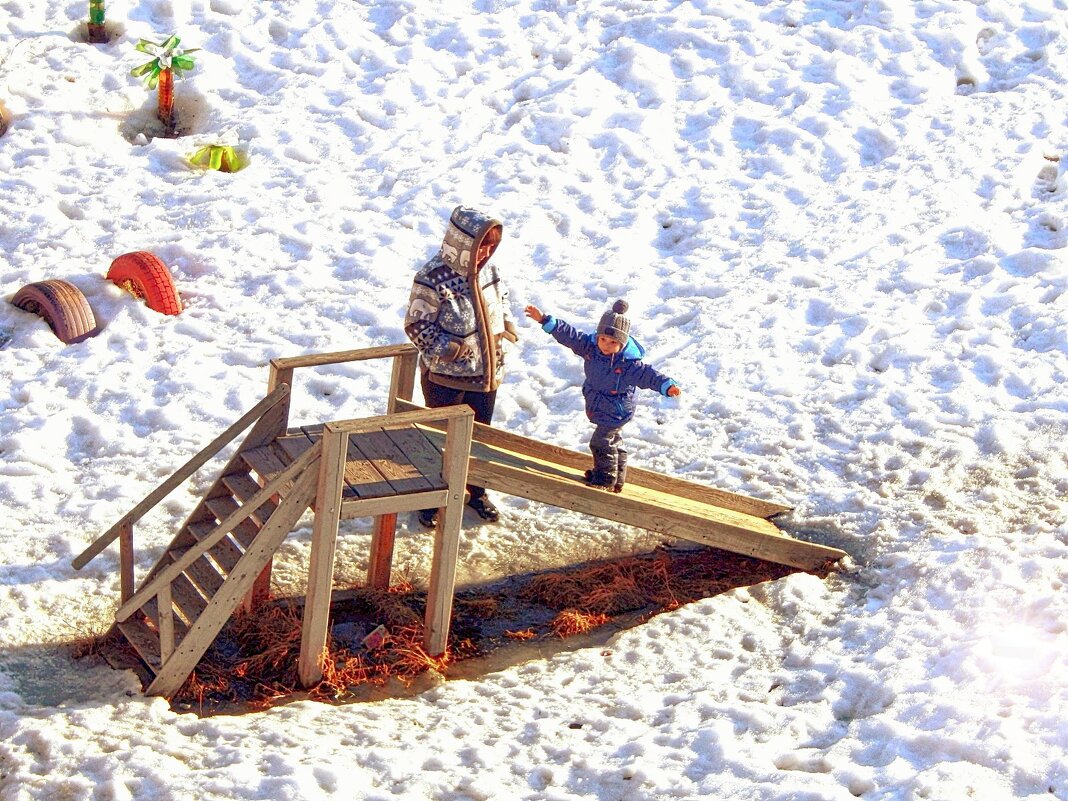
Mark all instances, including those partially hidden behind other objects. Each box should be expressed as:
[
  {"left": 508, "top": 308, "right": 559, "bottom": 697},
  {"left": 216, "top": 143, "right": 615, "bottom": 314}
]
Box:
[
  {"left": 107, "top": 251, "right": 183, "bottom": 316},
  {"left": 11, "top": 280, "right": 99, "bottom": 344}
]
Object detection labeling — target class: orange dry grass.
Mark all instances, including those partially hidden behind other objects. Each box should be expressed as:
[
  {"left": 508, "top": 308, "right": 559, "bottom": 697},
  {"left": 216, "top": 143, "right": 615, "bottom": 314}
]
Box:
[
  {"left": 162, "top": 547, "right": 793, "bottom": 710},
  {"left": 504, "top": 629, "right": 537, "bottom": 640},
  {"left": 520, "top": 551, "right": 676, "bottom": 615},
  {"left": 551, "top": 609, "right": 610, "bottom": 637},
  {"left": 520, "top": 548, "right": 790, "bottom": 618}
]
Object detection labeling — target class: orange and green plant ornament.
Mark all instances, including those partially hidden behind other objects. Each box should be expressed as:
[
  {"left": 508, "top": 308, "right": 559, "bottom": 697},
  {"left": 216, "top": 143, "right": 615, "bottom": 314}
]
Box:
[{"left": 131, "top": 35, "right": 198, "bottom": 130}]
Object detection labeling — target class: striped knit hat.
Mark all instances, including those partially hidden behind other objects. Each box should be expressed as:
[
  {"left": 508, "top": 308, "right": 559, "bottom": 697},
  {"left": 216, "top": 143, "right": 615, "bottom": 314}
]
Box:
[{"left": 597, "top": 300, "right": 631, "bottom": 346}]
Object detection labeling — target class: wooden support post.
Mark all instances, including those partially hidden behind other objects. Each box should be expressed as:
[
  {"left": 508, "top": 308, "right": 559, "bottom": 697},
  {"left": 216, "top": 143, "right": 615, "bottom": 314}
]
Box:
[
  {"left": 158, "top": 584, "right": 174, "bottom": 664},
  {"left": 118, "top": 521, "right": 134, "bottom": 604},
  {"left": 424, "top": 410, "right": 473, "bottom": 656},
  {"left": 242, "top": 564, "right": 273, "bottom": 613},
  {"left": 367, "top": 513, "right": 397, "bottom": 590},
  {"left": 266, "top": 363, "right": 295, "bottom": 432},
  {"left": 371, "top": 350, "right": 419, "bottom": 554},
  {"left": 298, "top": 427, "right": 348, "bottom": 687},
  {"left": 387, "top": 350, "right": 418, "bottom": 414}
]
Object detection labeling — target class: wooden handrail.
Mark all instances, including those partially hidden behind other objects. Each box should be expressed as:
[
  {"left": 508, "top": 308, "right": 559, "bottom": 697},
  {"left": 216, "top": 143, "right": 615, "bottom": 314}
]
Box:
[
  {"left": 71, "top": 383, "right": 291, "bottom": 570},
  {"left": 270, "top": 343, "right": 416, "bottom": 372},
  {"left": 324, "top": 404, "right": 473, "bottom": 435},
  {"left": 114, "top": 443, "right": 321, "bottom": 622}
]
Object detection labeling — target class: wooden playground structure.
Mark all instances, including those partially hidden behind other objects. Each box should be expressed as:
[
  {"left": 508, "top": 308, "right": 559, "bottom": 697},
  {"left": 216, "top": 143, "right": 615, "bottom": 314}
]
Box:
[{"left": 72, "top": 344, "right": 847, "bottom": 698}]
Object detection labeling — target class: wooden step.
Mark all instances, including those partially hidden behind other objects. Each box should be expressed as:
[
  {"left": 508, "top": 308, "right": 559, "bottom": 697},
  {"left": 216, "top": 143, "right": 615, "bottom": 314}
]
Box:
[
  {"left": 117, "top": 616, "right": 162, "bottom": 673},
  {"left": 169, "top": 571, "right": 209, "bottom": 625},
  {"left": 139, "top": 598, "right": 189, "bottom": 649},
  {"left": 221, "top": 473, "right": 278, "bottom": 522},
  {"left": 187, "top": 521, "right": 243, "bottom": 573},
  {"left": 204, "top": 496, "right": 262, "bottom": 549},
  {"left": 168, "top": 546, "right": 226, "bottom": 597},
  {"left": 241, "top": 444, "right": 290, "bottom": 482}
]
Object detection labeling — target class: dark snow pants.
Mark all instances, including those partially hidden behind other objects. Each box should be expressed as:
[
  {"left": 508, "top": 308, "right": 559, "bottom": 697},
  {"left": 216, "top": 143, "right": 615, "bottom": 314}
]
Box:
[
  {"left": 590, "top": 423, "right": 628, "bottom": 486},
  {"left": 420, "top": 372, "right": 496, "bottom": 501}
]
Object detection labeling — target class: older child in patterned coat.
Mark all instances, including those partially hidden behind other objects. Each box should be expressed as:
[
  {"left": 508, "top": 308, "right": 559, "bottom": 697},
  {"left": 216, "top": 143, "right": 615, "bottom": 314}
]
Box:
[
  {"left": 524, "top": 299, "right": 681, "bottom": 492},
  {"left": 405, "top": 206, "right": 518, "bottom": 526}
]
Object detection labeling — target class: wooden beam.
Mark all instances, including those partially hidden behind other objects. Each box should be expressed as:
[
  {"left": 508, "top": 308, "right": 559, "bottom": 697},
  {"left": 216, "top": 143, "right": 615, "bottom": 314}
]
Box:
[
  {"left": 327, "top": 404, "right": 474, "bottom": 436},
  {"left": 158, "top": 584, "right": 174, "bottom": 664},
  {"left": 340, "top": 489, "right": 449, "bottom": 519},
  {"left": 367, "top": 513, "right": 397, "bottom": 590},
  {"left": 298, "top": 428, "right": 349, "bottom": 688},
  {"left": 466, "top": 455, "right": 843, "bottom": 571},
  {"left": 387, "top": 350, "right": 418, "bottom": 414},
  {"left": 270, "top": 343, "right": 417, "bottom": 373},
  {"left": 118, "top": 522, "right": 134, "bottom": 603}
]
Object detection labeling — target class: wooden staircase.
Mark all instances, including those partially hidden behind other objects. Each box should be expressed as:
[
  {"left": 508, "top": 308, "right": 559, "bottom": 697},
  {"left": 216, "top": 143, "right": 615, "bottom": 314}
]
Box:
[{"left": 114, "top": 440, "right": 321, "bottom": 697}]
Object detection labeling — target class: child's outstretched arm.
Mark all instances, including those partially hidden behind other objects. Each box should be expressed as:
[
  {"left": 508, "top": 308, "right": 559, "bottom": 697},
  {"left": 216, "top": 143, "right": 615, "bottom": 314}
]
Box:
[
  {"left": 524, "top": 304, "right": 545, "bottom": 324},
  {"left": 524, "top": 304, "right": 596, "bottom": 358}
]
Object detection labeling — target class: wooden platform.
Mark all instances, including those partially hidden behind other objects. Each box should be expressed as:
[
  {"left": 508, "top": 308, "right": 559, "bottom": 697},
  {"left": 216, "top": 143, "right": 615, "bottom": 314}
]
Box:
[{"left": 241, "top": 423, "right": 453, "bottom": 518}]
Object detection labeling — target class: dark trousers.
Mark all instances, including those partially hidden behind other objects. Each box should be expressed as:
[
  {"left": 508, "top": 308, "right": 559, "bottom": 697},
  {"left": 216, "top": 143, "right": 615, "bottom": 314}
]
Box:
[
  {"left": 590, "top": 423, "right": 627, "bottom": 483},
  {"left": 421, "top": 372, "right": 496, "bottom": 501}
]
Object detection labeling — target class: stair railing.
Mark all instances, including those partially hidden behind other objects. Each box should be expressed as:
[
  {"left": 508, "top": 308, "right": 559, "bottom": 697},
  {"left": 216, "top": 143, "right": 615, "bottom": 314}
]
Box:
[
  {"left": 71, "top": 384, "right": 292, "bottom": 600},
  {"left": 266, "top": 343, "right": 419, "bottom": 431},
  {"left": 113, "top": 443, "right": 321, "bottom": 663}
]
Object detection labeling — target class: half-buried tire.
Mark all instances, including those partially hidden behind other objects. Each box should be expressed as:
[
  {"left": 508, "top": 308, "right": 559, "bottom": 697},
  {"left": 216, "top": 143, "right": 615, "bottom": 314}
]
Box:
[
  {"left": 11, "top": 280, "right": 99, "bottom": 344},
  {"left": 107, "top": 251, "right": 183, "bottom": 316}
]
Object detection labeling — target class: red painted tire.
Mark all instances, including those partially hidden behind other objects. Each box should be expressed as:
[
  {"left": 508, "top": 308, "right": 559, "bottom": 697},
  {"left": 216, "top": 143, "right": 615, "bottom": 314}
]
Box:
[
  {"left": 106, "top": 252, "right": 183, "bottom": 316},
  {"left": 11, "top": 280, "right": 99, "bottom": 344}
]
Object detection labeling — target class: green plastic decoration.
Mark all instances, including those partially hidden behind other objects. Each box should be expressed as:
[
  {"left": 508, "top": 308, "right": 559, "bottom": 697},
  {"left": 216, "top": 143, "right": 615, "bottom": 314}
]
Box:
[
  {"left": 130, "top": 35, "right": 198, "bottom": 89},
  {"left": 87, "top": 0, "right": 106, "bottom": 42},
  {"left": 189, "top": 145, "right": 244, "bottom": 173}
]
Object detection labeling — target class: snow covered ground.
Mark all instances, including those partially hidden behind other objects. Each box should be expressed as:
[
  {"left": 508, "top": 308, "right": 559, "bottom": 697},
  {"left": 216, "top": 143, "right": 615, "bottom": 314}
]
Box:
[{"left": 0, "top": 0, "right": 1066, "bottom": 798}]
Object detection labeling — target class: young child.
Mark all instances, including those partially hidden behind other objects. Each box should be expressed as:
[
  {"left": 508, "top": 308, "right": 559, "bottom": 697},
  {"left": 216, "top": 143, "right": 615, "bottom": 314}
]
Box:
[{"left": 524, "top": 299, "right": 681, "bottom": 492}]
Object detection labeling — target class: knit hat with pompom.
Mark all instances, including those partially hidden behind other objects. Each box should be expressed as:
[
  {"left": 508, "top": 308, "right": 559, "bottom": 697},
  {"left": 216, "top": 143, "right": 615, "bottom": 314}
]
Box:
[{"left": 597, "top": 300, "right": 631, "bottom": 346}]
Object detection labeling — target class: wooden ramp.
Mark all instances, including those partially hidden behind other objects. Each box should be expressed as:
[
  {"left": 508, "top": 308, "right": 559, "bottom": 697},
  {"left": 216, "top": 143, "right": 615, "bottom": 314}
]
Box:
[{"left": 395, "top": 399, "right": 845, "bottom": 573}]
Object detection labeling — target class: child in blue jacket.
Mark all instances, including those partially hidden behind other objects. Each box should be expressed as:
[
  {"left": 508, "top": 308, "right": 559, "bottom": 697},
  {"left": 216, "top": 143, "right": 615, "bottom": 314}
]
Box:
[{"left": 524, "top": 299, "right": 681, "bottom": 492}]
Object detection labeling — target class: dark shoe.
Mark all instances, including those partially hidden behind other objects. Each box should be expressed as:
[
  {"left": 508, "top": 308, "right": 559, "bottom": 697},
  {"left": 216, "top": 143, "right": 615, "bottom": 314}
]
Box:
[
  {"left": 417, "top": 508, "right": 438, "bottom": 528},
  {"left": 612, "top": 481, "right": 624, "bottom": 493},
  {"left": 584, "top": 469, "right": 616, "bottom": 489},
  {"left": 467, "top": 495, "right": 499, "bottom": 522}
]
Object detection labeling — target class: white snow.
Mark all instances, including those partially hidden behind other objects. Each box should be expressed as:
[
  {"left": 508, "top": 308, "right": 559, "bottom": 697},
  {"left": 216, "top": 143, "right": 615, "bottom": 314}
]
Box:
[{"left": 1, "top": 0, "right": 1066, "bottom": 799}]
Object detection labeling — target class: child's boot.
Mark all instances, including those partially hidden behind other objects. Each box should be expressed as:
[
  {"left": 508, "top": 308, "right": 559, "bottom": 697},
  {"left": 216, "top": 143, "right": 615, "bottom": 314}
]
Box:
[{"left": 584, "top": 468, "right": 616, "bottom": 489}]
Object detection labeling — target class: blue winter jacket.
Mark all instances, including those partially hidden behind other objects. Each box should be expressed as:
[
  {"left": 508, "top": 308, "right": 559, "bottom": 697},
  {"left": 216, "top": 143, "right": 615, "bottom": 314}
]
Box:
[{"left": 540, "top": 316, "right": 678, "bottom": 427}]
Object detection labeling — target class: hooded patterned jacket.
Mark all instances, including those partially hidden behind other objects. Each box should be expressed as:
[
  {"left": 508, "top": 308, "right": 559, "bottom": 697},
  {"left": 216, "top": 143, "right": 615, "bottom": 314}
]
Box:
[{"left": 404, "top": 207, "right": 517, "bottom": 392}]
